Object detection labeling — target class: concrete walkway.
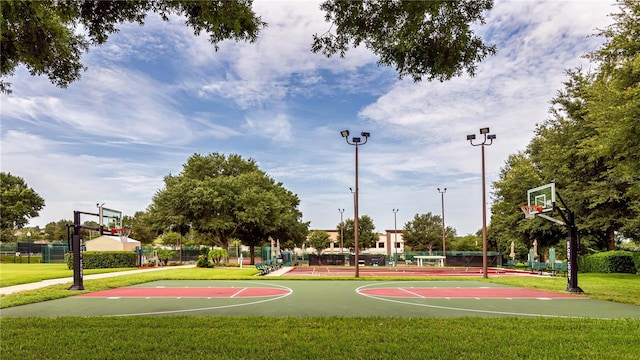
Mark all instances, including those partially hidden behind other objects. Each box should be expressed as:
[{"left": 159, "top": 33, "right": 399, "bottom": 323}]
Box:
[
  {"left": 264, "top": 266, "right": 292, "bottom": 276},
  {"left": 0, "top": 265, "right": 195, "bottom": 296}
]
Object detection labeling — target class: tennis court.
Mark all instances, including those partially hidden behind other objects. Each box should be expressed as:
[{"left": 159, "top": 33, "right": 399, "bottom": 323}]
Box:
[
  {"left": 2, "top": 280, "right": 638, "bottom": 318},
  {"left": 283, "top": 266, "right": 530, "bottom": 277}
]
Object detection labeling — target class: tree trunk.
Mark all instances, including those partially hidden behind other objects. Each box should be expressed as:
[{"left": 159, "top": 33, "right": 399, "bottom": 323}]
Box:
[{"left": 606, "top": 226, "right": 615, "bottom": 251}]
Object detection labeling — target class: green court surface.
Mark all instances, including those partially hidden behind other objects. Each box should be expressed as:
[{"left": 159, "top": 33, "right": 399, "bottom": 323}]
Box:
[{"left": 1, "top": 280, "right": 639, "bottom": 318}]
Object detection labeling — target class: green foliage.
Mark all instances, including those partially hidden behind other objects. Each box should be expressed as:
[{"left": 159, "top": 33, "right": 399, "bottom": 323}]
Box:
[
  {"left": 490, "top": 1, "right": 640, "bottom": 253},
  {"left": 307, "top": 230, "right": 331, "bottom": 254},
  {"left": 339, "top": 215, "right": 377, "bottom": 250},
  {"left": 150, "top": 153, "right": 307, "bottom": 258},
  {"left": 66, "top": 251, "right": 137, "bottom": 269},
  {"left": 451, "top": 234, "right": 482, "bottom": 252},
  {"left": 313, "top": 0, "right": 496, "bottom": 82},
  {"left": 580, "top": 251, "right": 637, "bottom": 274},
  {"left": 208, "top": 248, "right": 228, "bottom": 264},
  {"left": 0, "top": 172, "right": 46, "bottom": 236},
  {"left": 156, "top": 248, "right": 176, "bottom": 266},
  {"left": 196, "top": 254, "right": 210, "bottom": 268},
  {"left": 403, "top": 212, "right": 455, "bottom": 252},
  {"left": 632, "top": 251, "right": 640, "bottom": 273},
  {"left": 3, "top": 0, "right": 499, "bottom": 94},
  {"left": 0, "top": 0, "right": 265, "bottom": 93}
]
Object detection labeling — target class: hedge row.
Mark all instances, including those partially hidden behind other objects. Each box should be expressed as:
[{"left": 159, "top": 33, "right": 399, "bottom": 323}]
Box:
[
  {"left": 66, "top": 251, "right": 137, "bottom": 269},
  {"left": 579, "top": 251, "right": 637, "bottom": 274}
]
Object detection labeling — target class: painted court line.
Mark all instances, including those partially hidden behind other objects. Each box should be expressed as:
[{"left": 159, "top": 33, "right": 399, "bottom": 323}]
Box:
[
  {"left": 230, "top": 287, "right": 248, "bottom": 298},
  {"left": 399, "top": 287, "right": 426, "bottom": 298},
  {"left": 77, "top": 287, "right": 290, "bottom": 299},
  {"left": 359, "top": 287, "right": 579, "bottom": 299}
]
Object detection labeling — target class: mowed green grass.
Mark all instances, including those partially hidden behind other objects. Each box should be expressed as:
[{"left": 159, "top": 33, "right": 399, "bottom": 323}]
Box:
[
  {"left": 2, "top": 317, "right": 639, "bottom": 359},
  {"left": 0, "top": 263, "right": 138, "bottom": 287}
]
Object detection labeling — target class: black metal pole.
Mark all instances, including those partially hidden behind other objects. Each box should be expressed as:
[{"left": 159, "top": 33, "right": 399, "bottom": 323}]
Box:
[
  {"left": 68, "top": 211, "right": 84, "bottom": 290},
  {"left": 565, "top": 210, "right": 583, "bottom": 293}
]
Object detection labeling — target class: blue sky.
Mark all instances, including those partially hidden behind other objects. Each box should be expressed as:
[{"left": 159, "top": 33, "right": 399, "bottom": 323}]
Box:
[{"left": 1, "top": 0, "right": 616, "bottom": 236}]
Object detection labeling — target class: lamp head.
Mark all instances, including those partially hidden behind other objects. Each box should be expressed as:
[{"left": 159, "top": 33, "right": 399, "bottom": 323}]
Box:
[
  {"left": 487, "top": 134, "right": 496, "bottom": 140},
  {"left": 480, "top": 127, "right": 490, "bottom": 134},
  {"left": 466, "top": 134, "right": 476, "bottom": 141},
  {"left": 352, "top": 137, "right": 361, "bottom": 143},
  {"left": 340, "top": 130, "right": 350, "bottom": 138},
  {"left": 361, "top": 132, "right": 370, "bottom": 138}
]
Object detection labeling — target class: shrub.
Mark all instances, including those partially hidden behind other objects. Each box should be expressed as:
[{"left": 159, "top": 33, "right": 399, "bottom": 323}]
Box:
[
  {"left": 208, "top": 248, "right": 228, "bottom": 265},
  {"left": 156, "top": 249, "right": 176, "bottom": 266},
  {"left": 196, "top": 254, "right": 210, "bottom": 268},
  {"left": 580, "top": 251, "right": 636, "bottom": 274},
  {"left": 631, "top": 251, "right": 640, "bottom": 274},
  {"left": 66, "top": 251, "right": 137, "bottom": 269}
]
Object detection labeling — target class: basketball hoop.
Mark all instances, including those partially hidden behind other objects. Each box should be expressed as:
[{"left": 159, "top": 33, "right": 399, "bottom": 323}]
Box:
[
  {"left": 520, "top": 205, "right": 543, "bottom": 219},
  {"left": 110, "top": 227, "right": 132, "bottom": 241}
]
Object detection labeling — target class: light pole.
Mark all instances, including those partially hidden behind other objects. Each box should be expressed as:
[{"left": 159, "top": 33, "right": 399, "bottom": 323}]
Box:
[
  {"left": 392, "top": 209, "right": 399, "bottom": 266},
  {"left": 26, "top": 231, "right": 31, "bottom": 264},
  {"left": 341, "top": 129, "right": 370, "bottom": 278},
  {"left": 437, "top": 188, "right": 447, "bottom": 266},
  {"left": 338, "top": 208, "right": 345, "bottom": 258},
  {"left": 467, "top": 127, "right": 496, "bottom": 278}
]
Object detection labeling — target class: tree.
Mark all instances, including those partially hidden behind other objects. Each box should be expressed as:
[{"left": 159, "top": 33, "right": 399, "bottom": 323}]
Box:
[
  {"left": 307, "top": 230, "right": 331, "bottom": 255},
  {"left": 312, "top": 0, "right": 496, "bottom": 82},
  {"left": 489, "top": 153, "right": 565, "bottom": 254},
  {"left": 489, "top": 1, "right": 640, "bottom": 250},
  {"left": 580, "top": 0, "right": 640, "bottom": 242},
  {"left": 450, "top": 234, "right": 482, "bottom": 252},
  {"left": 1, "top": 0, "right": 265, "bottom": 93},
  {"left": 151, "top": 153, "right": 307, "bottom": 261},
  {"left": 402, "top": 212, "right": 455, "bottom": 253},
  {"left": 2, "top": 0, "right": 497, "bottom": 93},
  {"left": 0, "top": 172, "right": 45, "bottom": 240},
  {"left": 339, "top": 215, "right": 377, "bottom": 250},
  {"left": 125, "top": 211, "right": 157, "bottom": 244}
]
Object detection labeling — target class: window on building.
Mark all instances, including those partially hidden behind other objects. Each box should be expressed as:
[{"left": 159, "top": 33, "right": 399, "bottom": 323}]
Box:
[{"left": 378, "top": 242, "right": 385, "bottom": 248}]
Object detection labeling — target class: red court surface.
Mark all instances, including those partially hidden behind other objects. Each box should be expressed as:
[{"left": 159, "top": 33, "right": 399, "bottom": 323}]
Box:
[
  {"left": 284, "top": 266, "right": 532, "bottom": 277},
  {"left": 77, "top": 287, "right": 290, "bottom": 298},
  {"left": 359, "top": 287, "right": 578, "bottom": 299}
]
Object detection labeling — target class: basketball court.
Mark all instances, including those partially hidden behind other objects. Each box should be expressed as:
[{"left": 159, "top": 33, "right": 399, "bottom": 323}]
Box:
[{"left": 2, "top": 280, "right": 638, "bottom": 318}]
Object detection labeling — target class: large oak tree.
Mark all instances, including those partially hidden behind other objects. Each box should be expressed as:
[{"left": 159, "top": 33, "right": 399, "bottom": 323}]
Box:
[{"left": 150, "top": 153, "right": 307, "bottom": 262}]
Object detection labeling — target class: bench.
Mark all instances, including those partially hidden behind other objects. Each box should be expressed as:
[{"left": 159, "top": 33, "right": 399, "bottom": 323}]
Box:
[
  {"left": 531, "top": 262, "right": 548, "bottom": 273},
  {"left": 551, "top": 262, "right": 568, "bottom": 276},
  {"left": 255, "top": 262, "right": 270, "bottom": 275}
]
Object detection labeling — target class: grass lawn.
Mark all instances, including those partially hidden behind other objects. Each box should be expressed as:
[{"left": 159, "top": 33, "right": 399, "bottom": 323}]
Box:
[
  {"left": 2, "top": 317, "right": 639, "bottom": 359},
  {"left": 0, "top": 263, "right": 138, "bottom": 287}
]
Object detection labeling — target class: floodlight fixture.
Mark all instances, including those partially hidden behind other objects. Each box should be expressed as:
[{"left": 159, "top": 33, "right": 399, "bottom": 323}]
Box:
[
  {"left": 340, "top": 129, "right": 371, "bottom": 278},
  {"left": 466, "top": 126, "right": 497, "bottom": 279}
]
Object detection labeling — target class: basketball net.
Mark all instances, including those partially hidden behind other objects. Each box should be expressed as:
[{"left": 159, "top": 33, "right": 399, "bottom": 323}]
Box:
[
  {"left": 111, "top": 227, "right": 132, "bottom": 241},
  {"left": 520, "top": 205, "right": 542, "bottom": 219}
]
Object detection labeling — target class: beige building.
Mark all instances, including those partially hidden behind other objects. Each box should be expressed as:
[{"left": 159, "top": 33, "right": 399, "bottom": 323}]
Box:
[
  {"left": 307, "top": 229, "right": 404, "bottom": 256},
  {"left": 84, "top": 235, "right": 140, "bottom": 252}
]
